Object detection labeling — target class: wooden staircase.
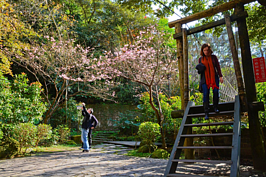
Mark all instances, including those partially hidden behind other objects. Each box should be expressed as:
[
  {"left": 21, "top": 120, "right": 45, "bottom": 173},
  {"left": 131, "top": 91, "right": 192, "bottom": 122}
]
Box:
[{"left": 164, "top": 95, "right": 241, "bottom": 177}]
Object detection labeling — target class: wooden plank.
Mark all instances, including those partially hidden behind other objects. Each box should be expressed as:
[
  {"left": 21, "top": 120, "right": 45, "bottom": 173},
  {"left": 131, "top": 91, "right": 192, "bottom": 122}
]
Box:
[
  {"left": 187, "top": 110, "right": 234, "bottom": 118},
  {"left": 173, "top": 12, "right": 248, "bottom": 39},
  {"left": 180, "top": 133, "right": 233, "bottom": 137},
  {"left": 168, "top": 0, "right": 253, "bottom": 27},
  {"left": 176, "top": 146, "right": 233, "bottom": 149},
  {"left": 230, "top": 95, "right": 241, "bottom": 177},
  {"left": 184, "top": 121, "right": 234, "bottom": 127},
  {"left": 171, "top": 102, "right": 235, "bottom": 118},
  {"left": 164, "top": 101, "right": 195, "bottom": 176},
  {"left": 172, "top": 159, "right": 232, "bottom": 164}
]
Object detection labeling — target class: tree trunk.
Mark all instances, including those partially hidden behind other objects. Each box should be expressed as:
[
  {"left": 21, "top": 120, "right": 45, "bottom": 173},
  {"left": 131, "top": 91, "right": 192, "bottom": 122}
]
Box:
[{"left": 148, "top": 86, "right": 167, "bottom": 149}]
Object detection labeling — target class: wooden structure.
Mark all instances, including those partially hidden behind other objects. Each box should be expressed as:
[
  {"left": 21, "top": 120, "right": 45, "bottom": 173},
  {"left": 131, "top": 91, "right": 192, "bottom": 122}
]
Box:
[{"left": 165, "top": 0, "right": 266, "bottom": 176}]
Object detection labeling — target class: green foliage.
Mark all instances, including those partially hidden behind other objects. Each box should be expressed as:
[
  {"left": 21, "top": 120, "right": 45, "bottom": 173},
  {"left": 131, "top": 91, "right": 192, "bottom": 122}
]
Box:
[
  {"left": 256, "top": 82, "right": 266, "bottom": 127},
  {"left": 35, "top": 124, "right": 52, "bottom": 147},
  {"left": 138, "top": 92, "right": 182, "bottom": 135},
  {"left": 125, "top": 149, "right": 151, "bottom": 158},
  {"left": 56, "top": 125, "right": 70, "bottom": 144},
  {"left": 151, "top": 148, "right": 170, "bottom": 159},
  {"left": 111, "top": 110, "right": 140, "bottom": 136},
  {"left": 13, "top": 122, "right": 37, "bottom": 154},
  {"left": 65, "top": 140, "right": 77, "bottom": 145},
  {"left": 38, "top": 129, "right": 59, "bottom": 147},
  {"left": 71, "top": 135, "right": 81, "bottom": 144},
  {"left": 0, "top": 123, "right": 19, "bottom": 158},
  {"left": 0, "top": 72, "right": 46, "bottom": 124},
  {"left": 49, "top": 98, "right": 81, "bottom": 129},
  {"left": 0, "top": 137, "right": 19, "bottom": 159},
  {"left": 138, "top": 121, "right": 160, "bottom": 153}
]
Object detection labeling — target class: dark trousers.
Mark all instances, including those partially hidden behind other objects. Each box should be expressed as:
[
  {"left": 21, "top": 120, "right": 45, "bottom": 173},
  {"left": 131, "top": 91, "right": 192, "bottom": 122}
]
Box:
[
  {"left": 82, "top": 128, "right": 92, "bottom": 148},
  {"left": 202, "top": 75, "right": 219, "bottom": 104}
]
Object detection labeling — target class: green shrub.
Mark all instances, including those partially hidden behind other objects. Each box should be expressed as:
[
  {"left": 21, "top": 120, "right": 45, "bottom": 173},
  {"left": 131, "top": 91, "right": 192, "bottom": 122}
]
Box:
[
  {"left": 56, "top": 125, "right": 70, "bottom": 144},
  {"left": 35, "top": 124, "right": 52, "bottom": 147},
  {"left": 0, "top": 123, "right": 19, "bottom": 158},
  {"left": 151, "top": 149, "right": 170, "bottom": 159},
  {"left": 0, "top": 72, "right": 46, "bottom": 124},
  {"left": 38, "top": 129, "right": 59, "bottom": 147},
  {"left": 71, "top": 135, "right": 81, "bottom": 144},
  {"left": 13, "top": 122, "right": 37, "bottom": 154},
  {"left": 65, "top": 140, "right": 77, "bottom": 145},
  {"left": 0, "top": 137, "right": 19, "bottom": 159},
  {"left": 138, "top": 122, "right": 160, "bottom": 153},
  {"left": 137, "top": 145, "right": 157, "bottom": 153}
]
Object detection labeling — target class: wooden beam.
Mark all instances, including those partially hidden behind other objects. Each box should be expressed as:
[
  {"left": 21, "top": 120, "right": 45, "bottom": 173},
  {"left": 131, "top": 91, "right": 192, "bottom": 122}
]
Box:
[
  {"left": 168, "top": 0, "right": 254, "bottom": 28},
  {"left": 224, "top": 14, "right": 247, "bottom": 112},
  {"left": 183, "top": 28, "right": 189, "bottom": 107},
  {"left": 173, "top": 12, "right": 248, "bottom": 39},
  {"left": 235, "top": 3, "right": 266, "bottom": 171},
  {"left": 175, "top": 23, "right": 184, "bottom": 110}
]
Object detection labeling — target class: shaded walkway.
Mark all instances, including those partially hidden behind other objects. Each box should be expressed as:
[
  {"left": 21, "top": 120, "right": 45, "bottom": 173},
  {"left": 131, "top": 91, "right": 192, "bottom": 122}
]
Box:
[{"left": 0, "top": 143, "right": 265, "bottom": 177}]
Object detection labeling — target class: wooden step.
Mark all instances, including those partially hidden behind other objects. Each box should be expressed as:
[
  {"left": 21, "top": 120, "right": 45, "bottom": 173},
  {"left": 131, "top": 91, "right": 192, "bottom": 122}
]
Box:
[
  {"left": 171, "top": 102, "right": 235, "bottom": 118},
  {"left": 180, "top": 133, "right": 233, "bottom": 137},
  {"left": 167, "top": 174, "right": 229, "bottom": 177},
  {"left": 184, "top": 121, "right": 234, "bottom": 127},
  {"left": 176, "top": 146, "right": 233, "bottom": 149},
  {"left": 172, "top": 159, "right": 232, "bottom": 164},
  {"left": 187, "top": 111, "right": 234, "bottom": 118}
]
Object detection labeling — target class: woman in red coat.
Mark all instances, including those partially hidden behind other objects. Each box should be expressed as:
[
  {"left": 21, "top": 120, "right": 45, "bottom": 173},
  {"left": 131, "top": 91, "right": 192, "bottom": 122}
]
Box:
[{"left": 199, "top": 43, "right": 224, "bottom": 120}]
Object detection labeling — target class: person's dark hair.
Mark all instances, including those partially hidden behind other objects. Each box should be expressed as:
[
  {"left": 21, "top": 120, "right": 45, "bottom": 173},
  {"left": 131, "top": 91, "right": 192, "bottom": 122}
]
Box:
[{"left": 200, "top": 43, "right": 213, "bottom": 56}]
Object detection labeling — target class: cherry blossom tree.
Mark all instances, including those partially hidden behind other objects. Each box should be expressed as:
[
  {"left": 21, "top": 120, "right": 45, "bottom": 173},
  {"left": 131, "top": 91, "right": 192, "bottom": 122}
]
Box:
[
  {"left": 103, "top": 27, "right": 178, "bottom": 149},
  {"left": 13, "top": 37, "right": 116, "bottom": 124}
]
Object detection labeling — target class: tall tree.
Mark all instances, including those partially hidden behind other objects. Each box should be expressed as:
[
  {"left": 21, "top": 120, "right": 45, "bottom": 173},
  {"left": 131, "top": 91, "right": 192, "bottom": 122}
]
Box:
[
  {"left": 103, "top": 26, "right": 178, "bottom": 149},
  {"left": 14, "top": 37, "right": 115, "bottom": 123}
]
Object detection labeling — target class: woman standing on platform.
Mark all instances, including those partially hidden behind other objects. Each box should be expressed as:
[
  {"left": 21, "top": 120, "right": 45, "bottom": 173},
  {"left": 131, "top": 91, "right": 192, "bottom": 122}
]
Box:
[{"left": 197, "top": 43, "right": 224, "bottom": 120}]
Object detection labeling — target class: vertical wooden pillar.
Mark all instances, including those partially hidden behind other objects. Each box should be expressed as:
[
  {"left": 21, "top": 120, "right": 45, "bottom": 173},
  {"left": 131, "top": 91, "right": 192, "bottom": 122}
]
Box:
[
  {"left": 175, "top": 23, "right": 184, "bottom": 110},
  {"left": 235, "top": 3, "right": 266, "bottom": 171},
  {"left": 183, "top": 28, "right": 194, "bottom": 160},
  {"left": 183, "top": 28, "right": 189, "bottom": 107},
  {"left": 224, "top": 14, "right": 247, "bottom": 111}
]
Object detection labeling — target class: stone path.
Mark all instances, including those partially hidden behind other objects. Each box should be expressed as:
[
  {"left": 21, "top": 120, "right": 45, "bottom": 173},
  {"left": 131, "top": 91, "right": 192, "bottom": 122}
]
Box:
[{"left": 0, "top": 143, "right": 265, "bottom": 177}]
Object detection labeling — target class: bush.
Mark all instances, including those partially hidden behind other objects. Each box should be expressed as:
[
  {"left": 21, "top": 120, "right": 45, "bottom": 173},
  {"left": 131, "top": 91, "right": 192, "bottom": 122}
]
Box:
[
  {"left": 38, "top": 130, "right": 59, "bottom": 147},
  {"left": 137, "top": 145, "right": 157, "bottom": 153},
  {"left": 35, "top": 124, "right": 52, "bottom": 147},
  {"left": 65, "top": 140, "right": 77, "bottom": 145},
  {"left": 138, "top": 122, "right": 160, "bottom": 153},
  {"left": 151, "top": 149, "right": 170, "bottom": 159},
  {"left": 0, "top": 72, "right": 46, "bottom": 124},
  {"left": 13, "top": 123, "right": 37, "bottom": 154},
  {"left": 56, "top": 125, "right": 70, "bottom": 144},
  {"left": 71, "top": 135, "right": 81, "bottom": 144},
  {"left": 0, "top": 123, "right": 19, "bottom": 158},
  {"left": 0, "top": 137, "right": 19, "bottom": 159}
]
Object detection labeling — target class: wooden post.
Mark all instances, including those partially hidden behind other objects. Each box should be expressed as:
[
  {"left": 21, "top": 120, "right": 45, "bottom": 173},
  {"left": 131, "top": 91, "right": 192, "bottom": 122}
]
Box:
[
  {"left": 182, "top": 28, "right": 194, "bottom": 160},
  {"left": 235, "top": 3, "right": 266, "bottom": 171},
  {"left": 183, "top": 28, "right": 189, "bottom": 107},
  {"left": 224, "top": 14, "right": 247, "bottom": 111},
  {"left": 175, "top": 23, "right": 184, "bottom": 110}
]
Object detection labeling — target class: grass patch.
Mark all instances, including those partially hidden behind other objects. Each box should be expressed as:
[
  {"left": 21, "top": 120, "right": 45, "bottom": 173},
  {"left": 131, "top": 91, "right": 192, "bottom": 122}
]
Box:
[
  {"left": 125, "top": 149, "right": 151, "bottom": 158},
  {"left": 36, "top": 144, "right": 79, "bottom": 152}
]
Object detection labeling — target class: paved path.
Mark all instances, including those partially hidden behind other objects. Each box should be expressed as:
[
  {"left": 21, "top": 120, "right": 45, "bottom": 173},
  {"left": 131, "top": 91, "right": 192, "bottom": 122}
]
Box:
[{"left": 0, "top": 143, "right": 265, "bottom": 177}]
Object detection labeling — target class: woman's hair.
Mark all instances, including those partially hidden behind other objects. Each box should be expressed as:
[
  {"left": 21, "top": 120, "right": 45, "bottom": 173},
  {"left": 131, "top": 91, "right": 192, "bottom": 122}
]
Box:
[{"left": 200, "top": 43, "right": 213, "bottom": 56}]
